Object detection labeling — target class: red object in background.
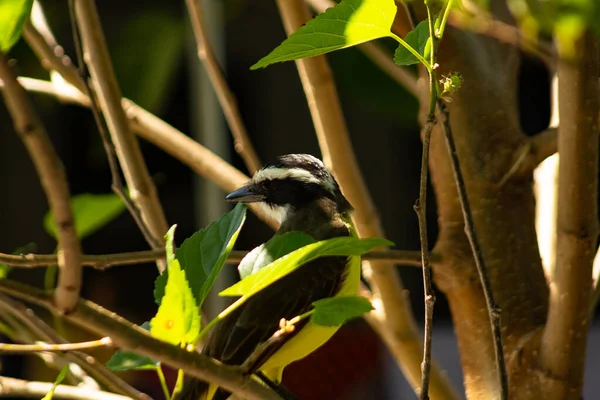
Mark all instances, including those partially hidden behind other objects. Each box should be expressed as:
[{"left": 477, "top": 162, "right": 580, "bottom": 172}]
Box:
[{"left": 282, "top": 320, "right": 382, "bottom": 400}]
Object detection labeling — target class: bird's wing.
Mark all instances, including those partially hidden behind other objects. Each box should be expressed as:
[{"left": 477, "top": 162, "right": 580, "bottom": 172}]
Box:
[{"left": 203, "top": 255, "right": 348, "bottom": 370}]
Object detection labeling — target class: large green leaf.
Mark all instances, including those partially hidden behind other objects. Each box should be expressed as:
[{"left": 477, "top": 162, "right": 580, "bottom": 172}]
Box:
[
  {"left": 393, "top": 21, "right": 431, "bottom": 66},
  {"left": 220, "top": 236, "right": 393, "bottom": 297},
  {"left": 44, "top": 193, "right": 126, "bottom": 240},
  {"left": 238, "top": 232, "right": 315, "bottom": 279},
  {"left": 251, "top": 0, "right": 397, "bottom": 69},
  {"left": 154, "top": 203, "right": 247, "bottom": 305},
  {"left": 311, "top": 295, "right": 373, "bottom": 326},
  {"left": 150, "top": 259, "right": 201, "bottom": 346},
  {"left": 0, "top": 0, "right": 33, "bottom": 52}
]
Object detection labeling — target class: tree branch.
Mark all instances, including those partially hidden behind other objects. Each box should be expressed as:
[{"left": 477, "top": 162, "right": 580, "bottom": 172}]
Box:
[
  {"left": 273, "top": 1, "right": 458, "bottom": 399},
  {"left": 540, "top": 32, "right": 599, "bottom": 398},
  {"left": 0, "top": 53, "right": 82, "bottom": 315},
  {"left": 0, "top": 337, "right": 112, "bottom": 354},
  {"left": 0, "top": 280, "right": 280, "bottom": 400},
  {"left": 67, "top": 0, "right": 162, "bottom": 254},
  {"left": 437, "top": 100, "right": 508, "bottom": 399},
  {"left": 73, "top": 0, "right": 169, "bottom": 262},
  {"left": 185, "top": 0, "right": 262, "bottom": 174},
  {"left": 0, "top": 294, "right": 150, "bottom": 400},
  {"left": 0, "top": 376, "right": 132, "bottom": 400},
  {"left": 0, "top": 246, "right": 438, "bottom": 269}
]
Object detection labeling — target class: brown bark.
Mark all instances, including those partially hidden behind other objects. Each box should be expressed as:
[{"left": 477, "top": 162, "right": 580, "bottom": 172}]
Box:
[{"left": 412, "top": 23, "right": 550, "bottom": 399}]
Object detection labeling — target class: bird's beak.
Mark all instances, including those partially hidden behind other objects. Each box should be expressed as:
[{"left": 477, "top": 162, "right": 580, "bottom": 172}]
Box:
[{"left": 225, "top": 185, "right": 265, "bottom": 203}]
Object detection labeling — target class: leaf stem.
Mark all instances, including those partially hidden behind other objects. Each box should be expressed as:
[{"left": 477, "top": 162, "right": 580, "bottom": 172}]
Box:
[
  {"left": 437, "top": 0, "right": 455, "bottom": 39},
  {"left": 389, "top": 33, "right": 432, "bottom": 71},
  {"left": 156, "top": 365, "right": 171, "bottom": 400}
]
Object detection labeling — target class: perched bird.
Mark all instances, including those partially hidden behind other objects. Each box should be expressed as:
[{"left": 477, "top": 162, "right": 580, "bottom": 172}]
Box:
[{"left": 180, "top": 154, "right": 360, "bottom": 400}]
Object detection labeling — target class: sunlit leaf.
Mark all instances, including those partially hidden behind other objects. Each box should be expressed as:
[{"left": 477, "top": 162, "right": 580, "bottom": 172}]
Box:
[
  {"left": 311, "top": 295, "right": 373, "bottom": 326},
  {"left": 154, "top": 203, "right": 247, "bottom": 306},
  {"left": 238, "top": 232, "right": 315, "bottom": 279},
  {"left": 44, "top": 193, "right": 126, "bottom": 240},
  {"left": 41, "top": 365, "right": 68, "bottom": 400},
  {"left": 393, "top": 20, "right": 431, "bottom": 66},
  {"left": 150, "top": 259, "right": 201, "bottom": 346},
  {"left": 251, "top": 0, "right": 397, "bottom": 69},
  {"left": 0, "top": 0, "right": 33, "bottom": 52},
  {"left": 220, "top": 236, "right": 393, "bottom": 297}
]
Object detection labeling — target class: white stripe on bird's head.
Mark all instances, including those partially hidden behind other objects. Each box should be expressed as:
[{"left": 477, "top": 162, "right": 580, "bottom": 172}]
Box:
[{"left": 252, "top": 167, "right": 336, "bottom": 193}]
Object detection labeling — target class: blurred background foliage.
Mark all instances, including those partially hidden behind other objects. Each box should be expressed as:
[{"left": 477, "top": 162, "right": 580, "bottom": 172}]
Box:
[{"left": 0, "top": 0, "right": 559, "bottom": 398}]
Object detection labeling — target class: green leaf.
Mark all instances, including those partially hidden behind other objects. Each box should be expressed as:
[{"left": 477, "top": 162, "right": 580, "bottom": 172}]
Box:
[
  {"left": 251, "top": 0, "right": 397, "bottom": 69},
  {"left": 154, "top": 203, "right": 247, "bottom": 306},
  {"left": 44, "top": 193, "right": 126, "bottom": 240},
  {"left": 220, "top": 236, "right": 393, "bottom": 297},
  {"left": 151, "top": 259, "right": 201, "bottom": 346},
  {"left": 311, "top": 295, "right": 373, "bottom": 326},
  {"left": 41, "top": 365, "right": 68, "bottom": 400},
  {"left": 165, "top": 224, "right": 177, "bottom": 265},
  {"left": 393, "top": 21, "right": 431, "bottom": 66},
  {"left": 238, "top": 232, "right": 315, "bottom": 279},
  {"left": 0, "top": 0, "right": 33, "bottom": 52},
  {"left": 106, "top": 350, "right": 159, "bottom": 371}
]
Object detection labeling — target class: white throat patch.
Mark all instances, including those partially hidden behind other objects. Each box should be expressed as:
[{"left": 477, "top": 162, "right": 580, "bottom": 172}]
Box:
[{"left": 256, "top": 202, "right": 290, "bottom": 224}]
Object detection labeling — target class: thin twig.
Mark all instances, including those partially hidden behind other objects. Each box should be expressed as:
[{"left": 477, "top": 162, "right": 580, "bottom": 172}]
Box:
[
  {"left": 66, "top": 0, "right": 160, "bottom": 251},
  {"left": 0, "top": 52, "right": 82, "bottom": 315},
  {"left": 0, "top": 294, "right": 150, "bottom": 400},
  {"left": 185, "top": 0, "right": 262, "bottom": 174},
  {"left": 414, "top": 4, "right": 441, "bottom": 397},
  {"left": 0, "top": 337, "right": 112, "bottom": 354},
  {"left": 541, "top": 33, "right": 599, "bottom": 398},
  {"left": 305, "top": 0, "right": 418, "bottom": 97},
  {"left": 437, "top": 100, "right": 508, "bottom": 400},
  {"left": 0, "top": 248, "right": 437, "bottom": 269},
  {"left": 0, "top": 280, "right": 281, "bottom": 400},
  {"left": 73, "top": 0, "right": 168, "bottom": 266},
  {"left": 0, "top": 376, "right": 132, "bottom": 400}
]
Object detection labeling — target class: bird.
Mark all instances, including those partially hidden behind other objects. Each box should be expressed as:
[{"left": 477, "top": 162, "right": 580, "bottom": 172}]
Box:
[{"left": 180, "top": 154, "right": 361, "bottom": 400}]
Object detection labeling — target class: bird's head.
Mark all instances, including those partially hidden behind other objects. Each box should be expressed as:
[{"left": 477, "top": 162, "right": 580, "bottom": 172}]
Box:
[{"left": 225, "top": 154, "right": 352, "bottom": 224}]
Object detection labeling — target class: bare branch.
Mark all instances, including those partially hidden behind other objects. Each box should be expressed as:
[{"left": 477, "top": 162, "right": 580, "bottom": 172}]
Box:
[
  {"left": 185, "top": 0, "right": 262, "bottom": 173},
  {"left": 0, "top": 53, "right": 82, "bottom": 315},
  {"left": 273, "top": 1, "right": 458, "bottom": 399},
  {"left": 0, "top": 280, "right": 281, "bottom": 400},
  {"left": 305, "top": 0, "right": 419, "bottom": 97},
  {"left": 0, "top": 376, "right": 132, "bottom": 400},
  {"left": 66, "top": 0, "right": 161, "bottom": 252},
  {"left": 73, "top": 0, "right": 168, "bottom": 260},
  {"left": 0, "top": 294, "right": 150, "bottom": 400},
  {"left": 0, "top": 337, "right": 112, "bottom": 354},
  {"left": 437, "top": 101, "right": 508, "bottom": 399},
  {"left": 414, "top": 116, "right": 436, "bottom": 400},
  {"left": 541, "top": 33, "right": 599, "bottom": 398},
  {"left": 0, "top": 247, "right": 438, "bottom": 269}
]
